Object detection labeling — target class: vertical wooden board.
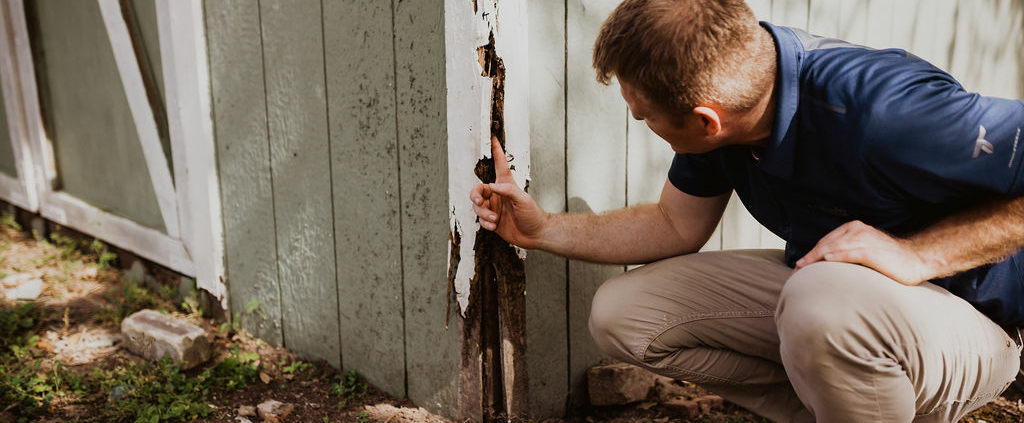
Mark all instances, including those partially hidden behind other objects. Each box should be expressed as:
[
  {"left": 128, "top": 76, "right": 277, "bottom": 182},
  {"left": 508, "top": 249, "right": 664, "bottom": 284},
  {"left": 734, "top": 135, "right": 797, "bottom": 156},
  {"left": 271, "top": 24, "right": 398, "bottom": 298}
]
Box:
[
  {"left": 0, "top": 81, "right": 16, "bottom": 177},
  {"left": 720, "top": 193, "right": 762, "bottom": 249},
  {"left": 807, "top": 0, "right": 841, "bottom": 37},
  {"left": 260, "top": 0, "right": 340, "bottom": 368},
  {"left": 888, "top": 0, "right": 920, "bottom": 53},
  {"left": 747, "top": 0, "right": 772, "bottom": 21},
  {"left": 525, "top": 0, "right": 568, "bottom": 416},
  {"left": 903, "top": 0, "right": 956, "bottom": 70},
  {"left": 394, "top": 0, "right": 459, "bottom": 416},
  {"left": 771, "top": 0, "right": 808, "bottom": 28},
  {"left": 864, "top": 0, "right": 894, "bottom": 48},
  {"left": 836, "top": 0, "right": 870, "bottom": 45},
  {"left": 626, "top": 118, "right": 674, "bottom": 207},
  {"left": 205, "top": 0, "right": 283, "bottom": 345},
  {"left": 323, "top": 0, "right": 405, "bottom": 397},
  {"left": 29, "top": 0, "right": 165, "bottom": 231},
  {"left": 949, "top": 0, "right": 1024, "bottom": 98},
  {"left": 566, "top": 0, "right": 625, "bottom": 407}
]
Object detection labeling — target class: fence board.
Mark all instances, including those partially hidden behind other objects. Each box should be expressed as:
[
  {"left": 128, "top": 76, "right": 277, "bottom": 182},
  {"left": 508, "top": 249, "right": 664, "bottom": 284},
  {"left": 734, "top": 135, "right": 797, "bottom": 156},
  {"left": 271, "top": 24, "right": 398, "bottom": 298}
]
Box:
[
  {"left": 393, "top": 0, "right": 460, "bottom": 416},
  {"left": 205, "top": 0, "right": 282, "bottom": 346},
  {"left": 836, "top": 0, "right": 869, "bottom": 44},
  {"left": 525, "top": 0, "right": 569, "bottom": 416},
  {"left": 807, "top": 0, "right": 840, "bottom": 37},
  {"left": 949, "top": 0, "right": 1024, "bottom": 98},
  {"left": 260, "top": 0, "right": 340, "bottom": 368},
  {"left": 0, "top": 81, "right": 15, "bottom": 177},
  {"left": 566, "top": 0, "right": 626, "bottom": 407},
  {"left": 323, "top": 0, "right": 405, "bottom": 397}
]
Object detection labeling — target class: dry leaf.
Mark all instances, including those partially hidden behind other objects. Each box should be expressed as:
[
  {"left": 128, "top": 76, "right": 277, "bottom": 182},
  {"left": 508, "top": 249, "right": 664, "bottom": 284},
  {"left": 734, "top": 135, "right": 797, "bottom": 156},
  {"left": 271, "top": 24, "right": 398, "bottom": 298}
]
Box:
[{"left": 259, "top": 372, "right": 272, "bottom": 384}]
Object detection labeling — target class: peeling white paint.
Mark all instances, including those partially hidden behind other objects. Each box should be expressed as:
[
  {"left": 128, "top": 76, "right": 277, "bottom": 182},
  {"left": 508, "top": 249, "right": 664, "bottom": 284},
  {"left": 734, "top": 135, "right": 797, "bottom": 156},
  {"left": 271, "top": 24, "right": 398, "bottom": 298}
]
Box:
[{"left": 445, "top": 0, "right": 529, "bottom": 316}]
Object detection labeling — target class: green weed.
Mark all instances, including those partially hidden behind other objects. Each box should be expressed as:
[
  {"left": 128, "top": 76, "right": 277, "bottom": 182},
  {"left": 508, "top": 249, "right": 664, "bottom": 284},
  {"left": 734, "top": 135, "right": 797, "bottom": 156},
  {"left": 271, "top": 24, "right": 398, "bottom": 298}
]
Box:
[
  {"left": 356, "top": 411, "right": 369, "bottom": 423},
  {"left": 330, "top": 370, "right": 367, "bottom": 409},
  {"left": 1, "top": 212, "right": 21, "bottom": 231},
  {"left": 95, "top": 281, "right": 158, "bottom": 325}
]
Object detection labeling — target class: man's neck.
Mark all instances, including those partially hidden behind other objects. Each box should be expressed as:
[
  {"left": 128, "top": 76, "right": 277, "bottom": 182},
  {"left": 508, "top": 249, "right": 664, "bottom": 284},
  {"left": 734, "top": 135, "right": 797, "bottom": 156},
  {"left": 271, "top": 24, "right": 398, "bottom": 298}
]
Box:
[{"left": 725, "top": 28, "right": 778, "bottom": 148}]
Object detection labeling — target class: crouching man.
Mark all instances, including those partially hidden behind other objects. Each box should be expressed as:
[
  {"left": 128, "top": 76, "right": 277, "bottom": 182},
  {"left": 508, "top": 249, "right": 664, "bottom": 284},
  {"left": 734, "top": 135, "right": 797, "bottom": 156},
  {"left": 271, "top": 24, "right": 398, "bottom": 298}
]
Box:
[{"left": 470, "top": 0, "right": 1024, "bottom": 421}]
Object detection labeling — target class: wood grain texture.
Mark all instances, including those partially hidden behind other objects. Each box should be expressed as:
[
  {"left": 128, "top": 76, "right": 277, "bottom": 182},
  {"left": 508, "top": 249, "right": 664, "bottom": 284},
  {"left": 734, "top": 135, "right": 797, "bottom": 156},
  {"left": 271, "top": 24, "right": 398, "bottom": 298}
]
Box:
[
  {"left": 29, "top": 0, "right": 165, "bottom": 231},
  {"left": 259, "top": 0, "right": 340, "bottom": 368},
  {"left": 393, "top": 0, "right": 459, "bottom": 416},
  {"left": 525, "top": 0, "right": 569, "bottom": 416},
  {"left": 323, "top": 0, "right": 406, "bottom": 397},
  {"left": 205, "top": 0, "right": 282, "bottom": 346},
  {"left": 949, "top": 0, "right": 1024, "bottom": 99},
  {"left": 565, "top": 0, "right": 625, "bottom": 408}
]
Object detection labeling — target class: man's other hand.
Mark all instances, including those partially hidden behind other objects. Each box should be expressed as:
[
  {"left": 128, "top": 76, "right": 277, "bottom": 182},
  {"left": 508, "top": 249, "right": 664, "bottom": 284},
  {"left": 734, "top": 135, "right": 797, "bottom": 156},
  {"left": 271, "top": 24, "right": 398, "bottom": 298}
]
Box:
[
  {"left": 794, "top": 220, "right": 932, "bottom": 286},
  {"left": 469, "top": 136, "right": 548, "bottom": 249}
]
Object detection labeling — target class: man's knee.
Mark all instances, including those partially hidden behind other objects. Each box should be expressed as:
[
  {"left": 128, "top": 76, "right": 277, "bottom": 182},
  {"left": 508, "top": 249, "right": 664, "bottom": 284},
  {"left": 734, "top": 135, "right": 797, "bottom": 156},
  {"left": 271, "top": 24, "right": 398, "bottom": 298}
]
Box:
[
  {"left": 588, "top": 272, "right": 645, "bottom": 363},
  {"left": 776, "top": 263, "right": 867, "bottom": 358}
]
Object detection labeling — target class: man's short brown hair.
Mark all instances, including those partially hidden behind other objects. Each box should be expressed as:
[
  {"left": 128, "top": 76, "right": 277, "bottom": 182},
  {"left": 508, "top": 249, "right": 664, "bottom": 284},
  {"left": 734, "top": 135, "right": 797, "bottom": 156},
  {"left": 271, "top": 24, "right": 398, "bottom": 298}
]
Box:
[{"left": 594, "top": 0, "right": 774, "bottom": 113}]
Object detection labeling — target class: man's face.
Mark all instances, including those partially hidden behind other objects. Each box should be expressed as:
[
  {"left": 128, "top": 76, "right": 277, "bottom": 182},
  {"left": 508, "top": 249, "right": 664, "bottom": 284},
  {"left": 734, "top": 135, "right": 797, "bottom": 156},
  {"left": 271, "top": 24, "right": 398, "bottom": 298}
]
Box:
[{"left": 619, "top": 81, "right": 712, "bottom": 154}]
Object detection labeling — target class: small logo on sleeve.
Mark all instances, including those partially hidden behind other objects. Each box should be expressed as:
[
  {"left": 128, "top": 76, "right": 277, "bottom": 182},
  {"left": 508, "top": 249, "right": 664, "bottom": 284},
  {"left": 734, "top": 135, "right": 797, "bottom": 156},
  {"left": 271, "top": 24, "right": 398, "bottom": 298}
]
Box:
[{"left": 973, "top": 125, "right": 994, "bottom": 158}]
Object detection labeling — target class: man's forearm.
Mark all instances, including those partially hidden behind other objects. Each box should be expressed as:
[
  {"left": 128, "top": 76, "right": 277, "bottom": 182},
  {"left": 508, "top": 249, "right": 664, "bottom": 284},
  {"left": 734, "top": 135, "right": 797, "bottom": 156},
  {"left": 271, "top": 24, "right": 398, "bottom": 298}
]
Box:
[
  {"left": 907, "top": 196, "right": 1024, "bottom": 280},
  {"left": 534, "top": 203, "right": 708, "bottom": 265}
]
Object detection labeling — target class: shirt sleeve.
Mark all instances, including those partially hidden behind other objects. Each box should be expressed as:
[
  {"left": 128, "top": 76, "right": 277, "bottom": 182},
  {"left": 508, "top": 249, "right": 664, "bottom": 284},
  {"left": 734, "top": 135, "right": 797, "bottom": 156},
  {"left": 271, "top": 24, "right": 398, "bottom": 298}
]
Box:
[
  {"left": 667, "top": 152, "right": 732, "bottom": 197},
  {"left": 862, "top": 60, "right": 1024, "bottom": 203}
]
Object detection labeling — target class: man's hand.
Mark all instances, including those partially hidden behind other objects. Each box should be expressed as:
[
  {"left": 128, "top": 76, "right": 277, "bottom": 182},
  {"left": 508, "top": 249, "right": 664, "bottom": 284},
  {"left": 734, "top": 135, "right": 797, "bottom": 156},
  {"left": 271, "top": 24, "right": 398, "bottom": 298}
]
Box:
[
  {"left": 470, "top": 136, "right": 548, "bottom": 249},
  {"left": 794, "top": 220, "right": 933, "bottom": 286}
]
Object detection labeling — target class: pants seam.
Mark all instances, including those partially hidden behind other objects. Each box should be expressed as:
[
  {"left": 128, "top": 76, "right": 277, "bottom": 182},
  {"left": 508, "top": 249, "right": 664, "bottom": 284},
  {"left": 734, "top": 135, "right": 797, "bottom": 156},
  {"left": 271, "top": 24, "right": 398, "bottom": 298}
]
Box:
[{"left": 636, "top": 310, "right": 776, "bottom": 365}]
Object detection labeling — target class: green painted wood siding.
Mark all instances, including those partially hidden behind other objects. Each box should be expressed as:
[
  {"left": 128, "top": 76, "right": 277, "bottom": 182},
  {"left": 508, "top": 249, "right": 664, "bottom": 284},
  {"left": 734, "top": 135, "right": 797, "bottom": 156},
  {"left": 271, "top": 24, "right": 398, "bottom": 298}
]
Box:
[
  {"left": 0, "top": 81, "right": 16, "bottom": 177},
  {"left": 207, "top": 0, "right": 456, "bottom": 416}
]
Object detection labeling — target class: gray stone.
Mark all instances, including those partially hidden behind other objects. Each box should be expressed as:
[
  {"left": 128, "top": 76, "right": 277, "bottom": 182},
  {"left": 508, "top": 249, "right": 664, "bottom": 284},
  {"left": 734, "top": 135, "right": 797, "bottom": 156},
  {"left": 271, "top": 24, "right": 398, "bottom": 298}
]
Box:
[
  {"left": 1, "top": 272, "right": 33, "bottom": 287},
  {"left": 124, "top": 261, "right": 146, "bottom": 285},
  {"left": 237, "top": 405, "right": 256, "bottom": 417},
  {"left": 29, "top": 217, "right": 46, "bottom": 240},
  {"left": 587, "top": 362, "right": 658, "bottom": 406},
  {"left": 257, "top": 399, "right": 295, "bottom": 423},
  {"left": 4, "top": 277, "right": 43, "bottom": 300},
  {"left": 120, "top": 309, "right": 210, "bottom": 369}
]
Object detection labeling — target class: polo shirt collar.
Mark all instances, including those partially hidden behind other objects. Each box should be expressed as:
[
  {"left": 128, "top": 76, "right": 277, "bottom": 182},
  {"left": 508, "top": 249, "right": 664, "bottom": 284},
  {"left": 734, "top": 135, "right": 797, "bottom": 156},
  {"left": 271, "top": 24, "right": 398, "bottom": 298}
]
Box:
[{"left": 757, "top": 22, "right": 803, "bottom": 180}]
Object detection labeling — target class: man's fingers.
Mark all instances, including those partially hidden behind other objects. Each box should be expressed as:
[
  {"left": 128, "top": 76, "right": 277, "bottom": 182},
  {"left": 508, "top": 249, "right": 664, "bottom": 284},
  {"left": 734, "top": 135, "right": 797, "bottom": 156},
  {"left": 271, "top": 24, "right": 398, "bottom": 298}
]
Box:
[
  {"left": 487, "top": 182, "right": 527, "bottom": 203},
  {"left": 472, "top": 201, "right": 497, "bottom": 222},
  {"left": 491, "top": 136, "right": 514, "bottom": 182},
  {"left": 470, "top": 183, "right": 493, "bottom": 206}
]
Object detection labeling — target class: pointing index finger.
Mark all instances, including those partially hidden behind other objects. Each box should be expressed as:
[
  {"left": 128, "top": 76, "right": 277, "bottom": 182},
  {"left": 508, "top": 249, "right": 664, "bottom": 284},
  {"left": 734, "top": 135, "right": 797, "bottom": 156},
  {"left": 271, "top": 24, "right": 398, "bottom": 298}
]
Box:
[{"left": 491, "top": 136, "right": 513, "bottom": 182}]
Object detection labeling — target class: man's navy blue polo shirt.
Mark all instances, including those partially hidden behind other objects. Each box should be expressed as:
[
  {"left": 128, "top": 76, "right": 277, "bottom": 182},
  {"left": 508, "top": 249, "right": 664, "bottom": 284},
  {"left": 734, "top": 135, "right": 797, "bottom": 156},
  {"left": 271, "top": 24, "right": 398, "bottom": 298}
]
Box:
[{"left": 668, "top": 22, "right": 1024, "bottom": 326}]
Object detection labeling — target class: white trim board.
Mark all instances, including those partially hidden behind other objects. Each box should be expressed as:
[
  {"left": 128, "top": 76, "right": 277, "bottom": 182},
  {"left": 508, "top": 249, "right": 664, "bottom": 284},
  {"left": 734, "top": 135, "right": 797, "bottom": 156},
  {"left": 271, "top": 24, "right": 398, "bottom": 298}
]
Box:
[
  {"left": 155, "top": 0, "right": 227, "bottom": 304},
  {"left": 0, "top": 0, "right": 36, "bottom": 211},
  {"left": 96, "top": 0, "right": 180, "bottom": 239},
  {"left": 40, "top": 191, "right": 195, "bottom": 276}
]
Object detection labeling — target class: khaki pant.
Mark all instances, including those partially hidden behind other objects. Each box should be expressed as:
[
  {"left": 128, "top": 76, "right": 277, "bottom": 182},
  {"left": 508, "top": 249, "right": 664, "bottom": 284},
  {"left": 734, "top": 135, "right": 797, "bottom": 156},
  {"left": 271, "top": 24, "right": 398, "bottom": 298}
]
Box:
[{"left": 588, "top": 249, "right": 1021, "bottom": 423}]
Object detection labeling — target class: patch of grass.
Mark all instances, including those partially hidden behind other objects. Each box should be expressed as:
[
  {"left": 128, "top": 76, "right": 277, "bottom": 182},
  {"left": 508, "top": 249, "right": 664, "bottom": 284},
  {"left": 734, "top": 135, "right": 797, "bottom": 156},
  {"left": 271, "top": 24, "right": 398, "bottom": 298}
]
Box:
[
  {"left": 95, "top": 281, "right": 159, "bottom": 325},
  {"left": 0, "top": 302, "right": 38, "bottom": 351},
  {"left": 1, "top": 212, "right": 21, "bottom": 231},
  {"left": 330, "top": 370, "right": 367, "bottom": 409},
  {"left": 282, "top": 358, "right": 311, "bottom": 375},
  {"left": 89, "top": 239, "right": 117, "bottom": 270}
]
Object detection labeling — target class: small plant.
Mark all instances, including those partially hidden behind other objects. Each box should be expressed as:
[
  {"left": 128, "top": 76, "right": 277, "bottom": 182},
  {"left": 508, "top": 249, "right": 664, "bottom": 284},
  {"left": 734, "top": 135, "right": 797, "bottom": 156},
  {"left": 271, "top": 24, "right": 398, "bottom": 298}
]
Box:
[
  {"left": 95, "top": 281, "right": 158, "bottom": 324},
  {"left": 330, "top": 370, "right": 367, "bottom": 409},
  {"left": 356, "top": 411, "right": 369, "bottom": 423},
  {"left": 90, "top": 239, "right": 117, "bottom": 269},
  {"left": 282, "top": 359, "right": 311, "bottom": 375},
  {"left": 1, "top": 212, "right": 21, "bottom": 231},
  {"left": 218, "top": 299, "right": 260, "bottom": 336},
  {"left": 48, "top": 232, "right": 79, "bottom": 260},
  {"left": 0, "top": 302, "right": 37, "bottom": 351}
]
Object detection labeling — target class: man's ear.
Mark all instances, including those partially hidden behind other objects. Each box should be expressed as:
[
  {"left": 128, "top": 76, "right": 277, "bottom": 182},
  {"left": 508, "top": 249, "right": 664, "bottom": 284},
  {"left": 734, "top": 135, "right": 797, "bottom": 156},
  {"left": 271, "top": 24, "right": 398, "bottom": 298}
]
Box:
[{"left": 693, "top": 106, "right": 722, "bottom": 136}]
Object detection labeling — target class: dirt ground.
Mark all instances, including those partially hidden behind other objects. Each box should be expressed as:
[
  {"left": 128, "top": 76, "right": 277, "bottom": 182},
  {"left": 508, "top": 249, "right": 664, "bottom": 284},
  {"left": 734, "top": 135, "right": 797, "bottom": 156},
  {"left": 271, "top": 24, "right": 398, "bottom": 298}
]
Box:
[{"left": 0, "top": 217, "right": 1023, "bottom": 423}]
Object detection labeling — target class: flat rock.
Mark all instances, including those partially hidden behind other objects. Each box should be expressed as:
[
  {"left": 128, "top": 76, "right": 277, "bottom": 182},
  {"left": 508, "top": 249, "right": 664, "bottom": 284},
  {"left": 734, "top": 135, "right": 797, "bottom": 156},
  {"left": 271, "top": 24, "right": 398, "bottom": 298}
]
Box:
[
  {"left": 4, "top": 277, "right": 43, "bottom": 300},
  {"left": 237, "top": 405, "right": 256, "bottom": 417},
  {"left": 1, "top": 272, "right": 33, "bottom": 287},
  {"left": 257, "top": 399, "right": 295, "bottom": 423},
  {"left": 588, "top": 362, "right": 658, "bottom": 406},
  {"left": 120, "top": 309, "right": 210, "bottom": 369}
]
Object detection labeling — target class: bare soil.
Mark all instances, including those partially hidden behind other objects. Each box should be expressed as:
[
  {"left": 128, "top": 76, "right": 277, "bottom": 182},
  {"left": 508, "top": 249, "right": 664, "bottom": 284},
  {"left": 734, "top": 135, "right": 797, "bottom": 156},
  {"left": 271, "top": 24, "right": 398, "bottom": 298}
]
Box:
[{"left": 1, "top": 221, "right": 1022, "bottom": 423}]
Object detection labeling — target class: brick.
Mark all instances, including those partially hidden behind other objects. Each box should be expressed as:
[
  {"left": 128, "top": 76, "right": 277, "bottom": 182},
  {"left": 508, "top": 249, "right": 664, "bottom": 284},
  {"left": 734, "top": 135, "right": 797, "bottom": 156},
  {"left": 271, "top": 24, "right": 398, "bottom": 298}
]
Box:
[
  {"left": 587, "top": 362, "right": 658, "bottom": 406},
  {"left": 120, "top": 309, "right": 210, "bottom": 369},
  {"left": 659, "top": 397, "right": 701, "bottom": 418}
]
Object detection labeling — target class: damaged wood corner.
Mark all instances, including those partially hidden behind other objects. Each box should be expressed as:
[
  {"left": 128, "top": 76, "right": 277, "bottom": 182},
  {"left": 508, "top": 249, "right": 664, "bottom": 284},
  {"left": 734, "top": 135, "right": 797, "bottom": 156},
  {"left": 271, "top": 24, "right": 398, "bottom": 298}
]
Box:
[
  {"left": 447, "top": 215, "right": 461, "bottom": 329},
  {"left": 460, "top": 28, "right": 528, "bottom": 423}
]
